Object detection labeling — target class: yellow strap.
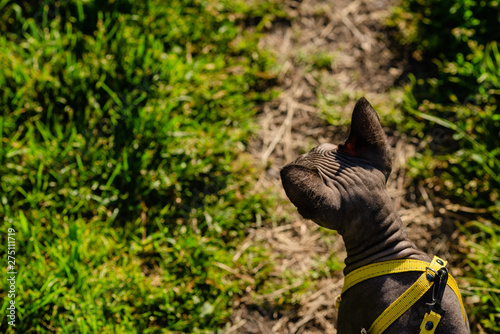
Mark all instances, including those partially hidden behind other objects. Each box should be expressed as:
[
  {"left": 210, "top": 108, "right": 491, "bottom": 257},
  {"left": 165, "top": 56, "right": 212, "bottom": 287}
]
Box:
[
  {"left": 342, "top": 259, "right": 431, "bottom": 294},
  {"left": 447, "top": 274, "right": 467, "bottom": 324},
  {"left": 367, "top": 256, "right": 446, "bottom": 334},
  {"left": 340, "top": 256, "right": 467, "bottom": 333},
  {"left": 419, "top": 310, "right": 442, "bottom": 334}
]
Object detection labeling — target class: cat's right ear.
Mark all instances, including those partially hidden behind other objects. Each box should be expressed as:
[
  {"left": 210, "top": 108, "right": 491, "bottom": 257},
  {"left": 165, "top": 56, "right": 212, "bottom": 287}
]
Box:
[{"left": 338, "top": 97, "right": 392, "bottom": 180}]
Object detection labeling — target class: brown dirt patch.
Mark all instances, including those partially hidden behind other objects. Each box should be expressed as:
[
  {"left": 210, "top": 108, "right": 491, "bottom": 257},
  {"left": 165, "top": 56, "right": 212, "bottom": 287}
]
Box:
[{"left": 225, "top": 0, "right": 469, "bottom": 333}]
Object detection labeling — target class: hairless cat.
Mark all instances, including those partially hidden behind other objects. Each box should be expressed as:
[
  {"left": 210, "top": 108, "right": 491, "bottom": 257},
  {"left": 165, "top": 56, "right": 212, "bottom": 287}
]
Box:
[{"left": 281, "top": 98, "right": 469, "bottom": 333}]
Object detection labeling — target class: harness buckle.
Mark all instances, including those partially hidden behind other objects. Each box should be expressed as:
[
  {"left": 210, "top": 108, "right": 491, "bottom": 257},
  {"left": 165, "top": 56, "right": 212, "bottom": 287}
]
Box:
[
  {"left": 420, "top": 266, "right": 449, "bottom": 333},
  {"left": 426, "top": 267, "right": 449, "bottom": 316}
]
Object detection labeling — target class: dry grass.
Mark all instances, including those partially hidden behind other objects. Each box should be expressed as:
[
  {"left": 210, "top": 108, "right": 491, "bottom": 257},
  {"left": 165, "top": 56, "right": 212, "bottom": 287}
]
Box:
[{"left": 225, "top": 0, "right": 469, "bottom": 332}]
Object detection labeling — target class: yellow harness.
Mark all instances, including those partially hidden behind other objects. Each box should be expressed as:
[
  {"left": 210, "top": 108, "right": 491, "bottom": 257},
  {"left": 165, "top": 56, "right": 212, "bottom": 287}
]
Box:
[{"left": 337, "top": 256, "right": 467, "bottom": 334}]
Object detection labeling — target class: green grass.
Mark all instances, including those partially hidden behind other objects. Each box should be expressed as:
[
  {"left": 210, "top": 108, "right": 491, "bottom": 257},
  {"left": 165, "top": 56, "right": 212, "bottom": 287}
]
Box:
[
  {"left": 0, "top": 0, "right": 285, "bottom": 332},
  {"left": 459, "top": 221, "right": 500, "bottom": 333}
]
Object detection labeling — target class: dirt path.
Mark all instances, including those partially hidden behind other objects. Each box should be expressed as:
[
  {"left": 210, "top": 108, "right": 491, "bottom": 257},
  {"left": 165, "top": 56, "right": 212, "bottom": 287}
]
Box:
[{"left": 226, "top": 1, "right": 467, "bottom": 332}]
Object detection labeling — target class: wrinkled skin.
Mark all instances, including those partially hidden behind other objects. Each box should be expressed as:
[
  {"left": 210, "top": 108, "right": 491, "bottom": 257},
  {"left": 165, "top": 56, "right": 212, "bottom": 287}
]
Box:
[{"left": 280, "top": 98, "right": 469, "bottom": 333}]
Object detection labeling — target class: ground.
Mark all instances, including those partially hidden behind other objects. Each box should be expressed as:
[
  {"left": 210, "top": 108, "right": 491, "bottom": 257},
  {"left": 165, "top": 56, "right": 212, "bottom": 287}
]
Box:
[{"left": 225, "top": 0, "right": 468, "bottom": 332}]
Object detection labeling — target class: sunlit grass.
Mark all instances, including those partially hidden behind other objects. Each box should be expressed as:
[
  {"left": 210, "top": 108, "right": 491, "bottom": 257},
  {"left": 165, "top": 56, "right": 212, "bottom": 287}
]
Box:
[{"left": 0, "top": 0, "right": 284, "bottom": 332}]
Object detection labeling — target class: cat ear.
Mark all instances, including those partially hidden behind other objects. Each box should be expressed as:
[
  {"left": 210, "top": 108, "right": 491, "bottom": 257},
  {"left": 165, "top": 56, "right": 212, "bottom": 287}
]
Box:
[{"left": 338, "top": 97, "right": 392, "bottom": 179}]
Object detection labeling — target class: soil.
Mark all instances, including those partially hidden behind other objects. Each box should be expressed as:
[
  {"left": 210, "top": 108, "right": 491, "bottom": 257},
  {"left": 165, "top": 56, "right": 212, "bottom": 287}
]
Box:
[{"left": 225, "top": 1, "right": 469, "bottom": 333}]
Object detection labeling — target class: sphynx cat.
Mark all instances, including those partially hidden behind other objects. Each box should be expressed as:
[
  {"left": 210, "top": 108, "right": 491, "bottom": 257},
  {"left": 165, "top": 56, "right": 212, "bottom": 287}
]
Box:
[{"left": 281, "top": 98, "right": 469, "bottom": 333}]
